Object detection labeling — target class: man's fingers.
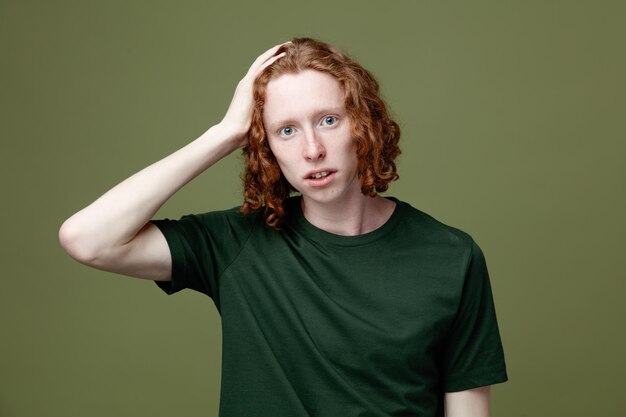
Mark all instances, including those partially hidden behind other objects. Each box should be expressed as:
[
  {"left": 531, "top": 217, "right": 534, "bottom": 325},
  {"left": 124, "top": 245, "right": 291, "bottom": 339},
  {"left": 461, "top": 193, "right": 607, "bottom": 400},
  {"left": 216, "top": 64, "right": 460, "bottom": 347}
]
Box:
[
  {"left": 249, "top": 41, "right": 292, "bottom": 72},
  {"left": 258, "top": 52, "right": 286, "bottom": 73}
]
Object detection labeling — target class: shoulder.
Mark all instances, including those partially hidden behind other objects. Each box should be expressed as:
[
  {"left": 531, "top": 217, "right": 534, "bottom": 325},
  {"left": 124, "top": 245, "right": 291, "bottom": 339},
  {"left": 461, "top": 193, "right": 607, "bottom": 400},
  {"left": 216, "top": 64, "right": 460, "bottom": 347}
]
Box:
[
  {"left": 194, "top": 203, "right": 262, "bottom": 224},
  {"left": 395, "top": 198, "right": 475, "bottom": 249},
  {"left": 397, "top": 201, "right": 493, "bottom": 282},
  {"left": 178, "top": 204, "right": 265, "bottom": 240},
  {"left": 153, "top": 202, "right": 262, "bottom": 238}
]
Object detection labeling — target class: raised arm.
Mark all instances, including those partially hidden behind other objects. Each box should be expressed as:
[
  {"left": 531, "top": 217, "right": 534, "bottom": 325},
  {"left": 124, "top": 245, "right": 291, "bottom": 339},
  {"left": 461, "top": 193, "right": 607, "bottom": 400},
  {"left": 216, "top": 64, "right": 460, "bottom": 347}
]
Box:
[{"left": 58, "top": 42, "right": 289, "bottom": 281}]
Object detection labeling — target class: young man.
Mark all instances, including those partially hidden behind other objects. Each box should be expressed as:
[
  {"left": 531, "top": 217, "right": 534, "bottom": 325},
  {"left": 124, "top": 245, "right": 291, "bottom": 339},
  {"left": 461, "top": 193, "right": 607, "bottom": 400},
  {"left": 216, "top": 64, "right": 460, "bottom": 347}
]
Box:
[{"left": 59, "top": 38, "right": 508, "bottom": 417}]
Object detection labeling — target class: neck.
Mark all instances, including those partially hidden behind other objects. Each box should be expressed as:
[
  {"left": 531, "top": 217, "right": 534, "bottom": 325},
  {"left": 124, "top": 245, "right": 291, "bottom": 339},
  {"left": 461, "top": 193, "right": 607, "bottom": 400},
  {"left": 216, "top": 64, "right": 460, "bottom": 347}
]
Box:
[{"left": 300, "top": 194, "right": 396, "bottom": 236}]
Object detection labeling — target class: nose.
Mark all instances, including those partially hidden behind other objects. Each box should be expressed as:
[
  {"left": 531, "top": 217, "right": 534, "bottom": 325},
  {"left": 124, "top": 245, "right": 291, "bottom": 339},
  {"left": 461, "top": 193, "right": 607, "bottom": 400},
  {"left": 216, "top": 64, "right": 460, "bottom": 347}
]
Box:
[{"left": 302, "top": 129, "right": 326, "bottom": 161}]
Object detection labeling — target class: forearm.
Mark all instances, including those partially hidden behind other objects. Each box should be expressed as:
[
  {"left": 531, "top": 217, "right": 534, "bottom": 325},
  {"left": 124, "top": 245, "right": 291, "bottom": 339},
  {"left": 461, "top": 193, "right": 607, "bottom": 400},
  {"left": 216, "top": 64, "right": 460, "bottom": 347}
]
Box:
[{"left": 59, "top": 123, "right": 241, "bottom": 260}]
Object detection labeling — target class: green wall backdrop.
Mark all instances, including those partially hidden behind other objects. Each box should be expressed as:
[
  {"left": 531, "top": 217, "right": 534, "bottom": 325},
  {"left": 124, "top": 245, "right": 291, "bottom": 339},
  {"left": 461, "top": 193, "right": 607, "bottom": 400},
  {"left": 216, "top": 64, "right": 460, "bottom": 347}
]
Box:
[{"left": 1, "top": 1, "right": 624, "bottom": 416}]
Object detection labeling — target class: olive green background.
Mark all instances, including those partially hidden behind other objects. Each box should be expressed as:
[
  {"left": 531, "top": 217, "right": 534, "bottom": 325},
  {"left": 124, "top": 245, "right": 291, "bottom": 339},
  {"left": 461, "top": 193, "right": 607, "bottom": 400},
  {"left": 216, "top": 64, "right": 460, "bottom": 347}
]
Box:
[{"left": 1, "top": 0, "right": 624, "bottom": 416}]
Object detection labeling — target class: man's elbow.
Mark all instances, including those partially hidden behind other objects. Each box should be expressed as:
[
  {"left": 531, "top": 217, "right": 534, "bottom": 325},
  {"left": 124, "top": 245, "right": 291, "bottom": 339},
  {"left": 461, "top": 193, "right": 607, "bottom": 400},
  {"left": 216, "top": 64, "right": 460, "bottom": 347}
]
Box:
[{"left": 58, "top": 220, "right": 98, "bottom": 265}]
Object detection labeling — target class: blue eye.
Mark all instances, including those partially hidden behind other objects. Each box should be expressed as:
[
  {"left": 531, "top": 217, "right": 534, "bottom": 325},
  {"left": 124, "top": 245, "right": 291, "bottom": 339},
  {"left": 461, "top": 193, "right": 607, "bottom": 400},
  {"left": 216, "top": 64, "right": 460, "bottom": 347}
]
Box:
[
  {"left": 279, "top": 126, "right": 294, "bottom": 137},
  {"left": 322, "top": 116, "right": 337, "bottom": 126}
]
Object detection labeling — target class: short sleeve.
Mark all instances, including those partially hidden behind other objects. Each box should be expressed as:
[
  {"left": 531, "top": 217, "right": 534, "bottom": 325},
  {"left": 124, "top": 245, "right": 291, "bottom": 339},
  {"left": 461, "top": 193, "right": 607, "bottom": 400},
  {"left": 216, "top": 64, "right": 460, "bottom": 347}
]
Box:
[
  {"left": 440, "top": 239, "right": 509, "bottom": 392},
  {"left": 149, "top": 207, "right": 257, "bottom": 309}
]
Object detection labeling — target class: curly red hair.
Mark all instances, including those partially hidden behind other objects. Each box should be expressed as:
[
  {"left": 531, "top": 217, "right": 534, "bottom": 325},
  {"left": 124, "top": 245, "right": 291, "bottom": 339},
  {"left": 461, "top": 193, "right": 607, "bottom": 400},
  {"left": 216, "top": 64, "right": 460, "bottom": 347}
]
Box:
[{"left": 240, "top": 37, "right": 401, "bottom": 229}]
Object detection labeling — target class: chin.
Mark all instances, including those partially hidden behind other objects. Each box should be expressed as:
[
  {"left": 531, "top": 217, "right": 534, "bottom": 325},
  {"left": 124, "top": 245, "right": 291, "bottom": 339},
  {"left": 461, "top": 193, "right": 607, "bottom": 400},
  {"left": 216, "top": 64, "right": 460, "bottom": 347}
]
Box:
[{"left": 302, "top": 190, "right": 350, "bottom": 205}]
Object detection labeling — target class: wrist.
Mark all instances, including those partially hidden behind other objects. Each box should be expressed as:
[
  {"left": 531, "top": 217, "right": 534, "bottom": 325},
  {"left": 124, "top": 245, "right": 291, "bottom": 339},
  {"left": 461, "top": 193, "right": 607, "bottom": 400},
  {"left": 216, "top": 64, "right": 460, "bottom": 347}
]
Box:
[
  {"left": 199, "top": 124, "right": 246, "bottom": 155},
  {"left": 210, "top": 123, "right": 248, "bottom": 148}
]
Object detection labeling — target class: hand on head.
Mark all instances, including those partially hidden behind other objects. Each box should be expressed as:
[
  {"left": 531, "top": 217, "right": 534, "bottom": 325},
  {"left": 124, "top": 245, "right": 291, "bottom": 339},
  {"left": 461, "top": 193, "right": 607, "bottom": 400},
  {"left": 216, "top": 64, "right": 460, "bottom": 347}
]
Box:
[{"left": 219, "top": 41, "right": 292, "bottom": 148}]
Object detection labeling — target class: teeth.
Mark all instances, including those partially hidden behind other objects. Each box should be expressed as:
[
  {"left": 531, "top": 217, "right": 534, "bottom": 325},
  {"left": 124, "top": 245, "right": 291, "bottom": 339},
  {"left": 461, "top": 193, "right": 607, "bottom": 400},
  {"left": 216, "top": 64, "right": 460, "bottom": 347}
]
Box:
[{"left": 311, "top": 171, "right": 330, "bottom": 179}]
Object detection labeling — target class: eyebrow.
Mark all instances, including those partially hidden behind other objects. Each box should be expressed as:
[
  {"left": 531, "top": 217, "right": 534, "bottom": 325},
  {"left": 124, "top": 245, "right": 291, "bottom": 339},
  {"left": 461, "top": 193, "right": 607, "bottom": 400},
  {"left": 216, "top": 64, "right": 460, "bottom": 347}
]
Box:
[{"left": 267, "top": 107, "right": 345, "bottom": 131}]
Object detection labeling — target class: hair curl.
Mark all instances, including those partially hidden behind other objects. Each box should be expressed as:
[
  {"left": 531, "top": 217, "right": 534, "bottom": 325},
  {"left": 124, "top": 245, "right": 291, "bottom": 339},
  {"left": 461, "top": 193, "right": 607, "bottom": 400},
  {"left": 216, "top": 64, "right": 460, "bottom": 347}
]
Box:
[{"left": 240, "top": 37, "right": 401, "bottom": 229}]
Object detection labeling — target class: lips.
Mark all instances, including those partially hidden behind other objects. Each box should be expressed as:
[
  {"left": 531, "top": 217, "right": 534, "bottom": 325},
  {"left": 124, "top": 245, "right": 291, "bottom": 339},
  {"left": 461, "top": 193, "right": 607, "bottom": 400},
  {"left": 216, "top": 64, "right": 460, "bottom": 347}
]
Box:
[
  {"left": 303, "top": 169, "right": 336, "bottom": 180},
  {"left": 304, "top": 170, "right": 336, "bottom": 187}
]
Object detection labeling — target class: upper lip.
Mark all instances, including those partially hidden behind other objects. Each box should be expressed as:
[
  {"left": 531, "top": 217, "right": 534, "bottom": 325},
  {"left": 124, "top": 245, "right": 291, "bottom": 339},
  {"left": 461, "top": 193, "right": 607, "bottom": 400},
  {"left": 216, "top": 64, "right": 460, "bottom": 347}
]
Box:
[{"left": 304, "top": 168, "right": 336, "bottom": 179}]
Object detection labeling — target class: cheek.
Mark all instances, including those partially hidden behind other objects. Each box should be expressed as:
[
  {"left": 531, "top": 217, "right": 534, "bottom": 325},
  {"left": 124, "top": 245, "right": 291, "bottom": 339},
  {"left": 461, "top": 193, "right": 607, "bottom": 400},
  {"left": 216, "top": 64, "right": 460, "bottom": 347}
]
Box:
[
  {"left": 341, "top": 137, "right": 358, "bottom": 159},
  {"left": 267, "top": 139, "right": 284, "bottom": 164},
  {"left": 266, "top": 137, "right": 277, "bottom": 156},
  {"left": 267, "top": 145, "right": 293, "bottom": 177}
]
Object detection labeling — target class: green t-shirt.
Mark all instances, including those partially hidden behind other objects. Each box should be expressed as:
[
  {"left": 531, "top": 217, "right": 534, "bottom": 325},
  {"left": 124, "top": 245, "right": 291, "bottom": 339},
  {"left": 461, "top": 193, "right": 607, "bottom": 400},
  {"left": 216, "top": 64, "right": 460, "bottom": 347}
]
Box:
[{"left": 150, "top": 196, "right": 508, "bottom": 416}]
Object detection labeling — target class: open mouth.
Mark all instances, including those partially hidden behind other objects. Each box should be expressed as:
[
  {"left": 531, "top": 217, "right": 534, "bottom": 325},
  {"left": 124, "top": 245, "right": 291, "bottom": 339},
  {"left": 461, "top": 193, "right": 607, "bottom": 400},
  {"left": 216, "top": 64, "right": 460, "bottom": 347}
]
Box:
[
  {"left": 308, "top": 171, "right": 332, "bottom": 179},
  {"left": 305, "top": 170, "right": 336, "bottom": 186}
]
